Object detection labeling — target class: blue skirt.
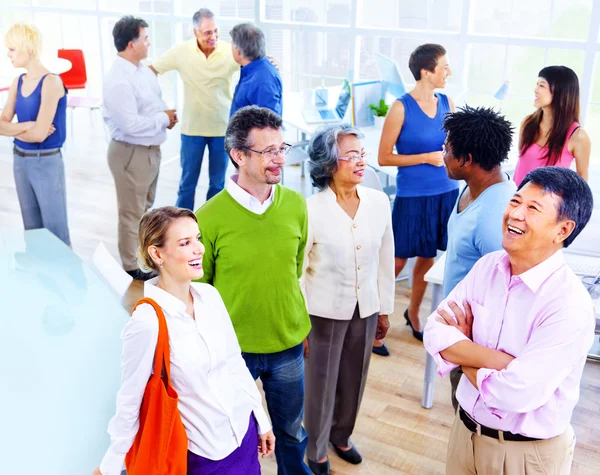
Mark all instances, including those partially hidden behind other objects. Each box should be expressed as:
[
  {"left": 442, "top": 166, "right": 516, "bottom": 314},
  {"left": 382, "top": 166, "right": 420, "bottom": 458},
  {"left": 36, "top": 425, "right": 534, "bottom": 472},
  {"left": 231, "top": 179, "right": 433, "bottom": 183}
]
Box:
[
  {"left": 392, "top": 189, "right": 458, "bottom": 259},
  {"left": 187, "top": 414, "right": 260, "bottom": 475}
]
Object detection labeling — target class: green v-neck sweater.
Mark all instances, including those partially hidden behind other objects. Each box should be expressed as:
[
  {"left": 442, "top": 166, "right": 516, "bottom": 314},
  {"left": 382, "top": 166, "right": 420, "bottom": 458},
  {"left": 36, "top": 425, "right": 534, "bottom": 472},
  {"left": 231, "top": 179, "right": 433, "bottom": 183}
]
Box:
[{"left": 195, "top": 185, "right": 311, "bottom": 353}]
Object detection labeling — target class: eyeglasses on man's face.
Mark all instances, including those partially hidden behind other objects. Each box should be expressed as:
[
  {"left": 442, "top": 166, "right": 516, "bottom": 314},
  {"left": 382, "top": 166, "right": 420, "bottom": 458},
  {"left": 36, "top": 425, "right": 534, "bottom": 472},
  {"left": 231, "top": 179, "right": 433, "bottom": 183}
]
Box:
[
  {"left": 338, "top": 152, "right": 367, "bottom": 163},
  {"left": 241, "top": 143, "right": 293, "bottom": 161}
]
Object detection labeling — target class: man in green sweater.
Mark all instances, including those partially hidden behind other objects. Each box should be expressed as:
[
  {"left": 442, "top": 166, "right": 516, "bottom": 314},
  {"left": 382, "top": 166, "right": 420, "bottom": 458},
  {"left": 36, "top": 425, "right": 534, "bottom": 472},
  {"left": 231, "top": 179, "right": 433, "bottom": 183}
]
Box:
[{"left": 195, "top": 106, "right": 312, "bottom": 474}]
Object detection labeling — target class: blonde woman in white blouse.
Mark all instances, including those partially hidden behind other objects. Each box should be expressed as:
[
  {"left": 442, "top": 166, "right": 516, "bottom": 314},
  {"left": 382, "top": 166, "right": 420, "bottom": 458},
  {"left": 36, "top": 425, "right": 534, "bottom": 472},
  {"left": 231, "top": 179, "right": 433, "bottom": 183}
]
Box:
[
  {"left": 94, "top": 206, "right": 274, "bottom": 475},
  {"left": 302, "top": 125, "right": 395, "bottom": 475}
]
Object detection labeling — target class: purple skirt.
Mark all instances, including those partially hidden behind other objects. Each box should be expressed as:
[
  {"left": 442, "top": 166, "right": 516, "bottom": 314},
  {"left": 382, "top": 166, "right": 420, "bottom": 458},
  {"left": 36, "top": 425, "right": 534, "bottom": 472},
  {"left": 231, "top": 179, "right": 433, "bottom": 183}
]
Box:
[{"left": 187, "top": 414, "right": 261, "bottom": 475}]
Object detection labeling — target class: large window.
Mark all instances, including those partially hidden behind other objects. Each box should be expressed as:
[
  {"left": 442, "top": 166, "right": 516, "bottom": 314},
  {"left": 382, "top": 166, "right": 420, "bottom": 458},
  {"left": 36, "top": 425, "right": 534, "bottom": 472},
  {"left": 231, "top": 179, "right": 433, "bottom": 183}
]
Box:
[
  {"left": 1, "top": 0, "right": 599, "bottom": 159},
  {"left": 358, "top": 0, "right": 463, "bottom": 31},
  {"left": 264, "top": 0, "right": 352, "bottom": 26},
  {"left": 176, "top": 0, "right": 255, "bottom": 19},
  {"left": 469, "top": 0, "right": 594, "bottom": 41},
  {"left": 359, "top": 36, "right": 460, "bottom": 88}
]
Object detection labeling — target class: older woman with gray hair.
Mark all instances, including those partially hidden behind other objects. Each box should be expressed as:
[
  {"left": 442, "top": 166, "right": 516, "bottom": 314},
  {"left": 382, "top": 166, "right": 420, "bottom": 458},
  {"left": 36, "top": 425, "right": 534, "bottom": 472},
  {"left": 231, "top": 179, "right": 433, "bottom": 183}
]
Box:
[{"left": 302, "top": 124, "right": 395, "bottom": 474}]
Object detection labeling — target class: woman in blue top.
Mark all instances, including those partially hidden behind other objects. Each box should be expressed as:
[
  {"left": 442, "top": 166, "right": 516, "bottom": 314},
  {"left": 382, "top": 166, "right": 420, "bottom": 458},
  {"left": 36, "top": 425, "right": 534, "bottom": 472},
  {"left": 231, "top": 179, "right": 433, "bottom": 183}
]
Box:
[
  {"left": 376, "top": 44, "right": 459, "bottom": 344},
  {"left": 2, "top": 23, "right": 70, "bottom": 246}
]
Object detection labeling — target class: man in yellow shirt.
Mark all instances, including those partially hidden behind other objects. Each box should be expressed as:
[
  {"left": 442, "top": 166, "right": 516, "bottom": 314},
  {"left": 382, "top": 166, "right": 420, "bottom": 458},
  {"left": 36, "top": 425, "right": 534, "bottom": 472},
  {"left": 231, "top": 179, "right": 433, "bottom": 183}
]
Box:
[{"left": 150, "top": 8, "right": 238, "bottom": 209}]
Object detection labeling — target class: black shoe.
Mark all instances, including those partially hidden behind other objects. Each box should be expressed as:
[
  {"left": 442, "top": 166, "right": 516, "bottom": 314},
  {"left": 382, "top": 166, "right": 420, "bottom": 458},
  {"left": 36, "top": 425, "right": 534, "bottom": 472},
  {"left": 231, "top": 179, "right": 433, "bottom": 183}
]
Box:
[
  {"left": 126, "top": 268, "right": 157, "bottom": 281},
  {"left": 372, "top": 341, "right": 390, "bottom": 356},
  {"left": 332, "top": 443, "right": 362, "bottom": 464},
  {"left": 308, "top": 459, "right": 330, "bottom": 475},
  {"left": 404, "top": 309, "right": 423, "bottom": 342}
]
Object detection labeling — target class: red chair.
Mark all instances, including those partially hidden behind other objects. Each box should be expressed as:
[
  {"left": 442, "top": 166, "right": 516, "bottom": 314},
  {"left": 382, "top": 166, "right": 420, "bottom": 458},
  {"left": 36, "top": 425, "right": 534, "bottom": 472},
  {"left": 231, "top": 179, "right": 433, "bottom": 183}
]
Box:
[
  {"left": 57, "top": 49, "right": 88, "bottom": 90},
  {"left": 57, "top": 49, "right": 102, "bottom": 139}
]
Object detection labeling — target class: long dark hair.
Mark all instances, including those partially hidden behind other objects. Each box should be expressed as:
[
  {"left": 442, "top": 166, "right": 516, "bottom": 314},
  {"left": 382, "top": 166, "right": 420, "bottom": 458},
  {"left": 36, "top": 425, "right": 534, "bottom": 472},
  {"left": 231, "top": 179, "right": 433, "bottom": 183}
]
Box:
[{"left": 519, "top": 66, "right": 580, "bottom": 166}]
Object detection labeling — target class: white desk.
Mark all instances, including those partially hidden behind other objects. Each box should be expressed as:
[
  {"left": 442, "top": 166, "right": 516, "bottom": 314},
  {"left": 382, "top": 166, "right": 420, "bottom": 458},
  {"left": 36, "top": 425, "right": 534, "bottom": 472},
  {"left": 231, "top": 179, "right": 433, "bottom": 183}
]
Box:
[
  {"left": 1, "top": 229, "right": 128, "bottom": 474},
  {"left": 421, "top": 250, "right": 600, "bottom": 409}
]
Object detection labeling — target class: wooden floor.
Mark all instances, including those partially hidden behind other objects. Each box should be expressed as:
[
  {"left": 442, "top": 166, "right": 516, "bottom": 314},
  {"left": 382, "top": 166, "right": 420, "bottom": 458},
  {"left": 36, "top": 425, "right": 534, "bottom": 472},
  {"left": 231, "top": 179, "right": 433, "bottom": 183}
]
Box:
[{"left": 1, "top": 115, "right": 599, "bottom": 474}]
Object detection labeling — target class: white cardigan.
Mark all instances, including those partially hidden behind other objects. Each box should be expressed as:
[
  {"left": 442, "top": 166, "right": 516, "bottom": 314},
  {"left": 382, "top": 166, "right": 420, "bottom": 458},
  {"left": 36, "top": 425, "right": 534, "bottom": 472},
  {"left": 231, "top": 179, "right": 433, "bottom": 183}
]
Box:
[{"left": 302, "top": 185, "right": 395, "bottom": 320}]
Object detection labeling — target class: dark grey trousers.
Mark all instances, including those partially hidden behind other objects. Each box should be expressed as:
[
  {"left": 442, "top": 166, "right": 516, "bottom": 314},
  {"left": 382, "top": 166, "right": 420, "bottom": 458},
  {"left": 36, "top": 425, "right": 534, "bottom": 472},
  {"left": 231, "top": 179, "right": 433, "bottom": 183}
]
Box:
[{"left": 304, "top": 306, "right": 378, "bottom": 461}]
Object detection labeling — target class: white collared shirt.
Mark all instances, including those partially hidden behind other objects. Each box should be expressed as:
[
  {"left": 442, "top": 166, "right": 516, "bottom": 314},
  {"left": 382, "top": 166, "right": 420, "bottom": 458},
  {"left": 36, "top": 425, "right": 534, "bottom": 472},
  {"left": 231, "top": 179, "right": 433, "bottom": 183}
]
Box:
[
  {"left": 103, "top": 56, "right": 170, "bottom": 146},
  {"left": 302, "top": 185, "right": 395, "bottom": 320},
  {"left": 99, "top": 279, "right": 271, "bottom": 475},
  {"left": 225, "top": 174, "right": 275, "bottom": 214}
]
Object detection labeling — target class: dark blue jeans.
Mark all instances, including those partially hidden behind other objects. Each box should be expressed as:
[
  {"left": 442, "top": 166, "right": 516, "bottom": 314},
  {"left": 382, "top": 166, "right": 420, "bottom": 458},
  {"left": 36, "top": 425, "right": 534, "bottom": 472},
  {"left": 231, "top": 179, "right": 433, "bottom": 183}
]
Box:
[
  {"left": 176, "top": 134, "right": 228, "bottom": 210},
  {"left": 243, "top": 343, "right": 311, "bottom": 475}
]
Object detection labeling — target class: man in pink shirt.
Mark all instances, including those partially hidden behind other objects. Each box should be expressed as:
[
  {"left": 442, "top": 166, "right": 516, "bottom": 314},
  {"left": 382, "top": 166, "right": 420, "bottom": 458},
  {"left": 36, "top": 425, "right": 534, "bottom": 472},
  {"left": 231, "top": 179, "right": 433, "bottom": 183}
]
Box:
[{"left": 424, "top": 166, "right": 595, "bottom": 474}]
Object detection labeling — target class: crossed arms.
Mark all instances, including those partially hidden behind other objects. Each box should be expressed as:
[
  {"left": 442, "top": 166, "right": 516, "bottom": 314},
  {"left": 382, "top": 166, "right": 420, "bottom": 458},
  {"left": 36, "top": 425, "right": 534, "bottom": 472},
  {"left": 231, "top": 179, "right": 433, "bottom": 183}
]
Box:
[
  {"left": 424, "top": 272, "right": 594, "bottom": 417},
  {"left": 434, "top": 301, "right": 514, "bottom": 389}
]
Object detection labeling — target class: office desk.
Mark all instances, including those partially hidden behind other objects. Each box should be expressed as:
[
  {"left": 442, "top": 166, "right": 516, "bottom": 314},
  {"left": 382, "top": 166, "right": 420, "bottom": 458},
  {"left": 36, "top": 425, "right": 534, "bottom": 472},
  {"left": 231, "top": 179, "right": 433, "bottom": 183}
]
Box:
[
  {"left": 1, "top": 229, "right": 128, "bottom": 474},
  {"left": 421, "top": 250, "right": 600, "bottom": 409}
]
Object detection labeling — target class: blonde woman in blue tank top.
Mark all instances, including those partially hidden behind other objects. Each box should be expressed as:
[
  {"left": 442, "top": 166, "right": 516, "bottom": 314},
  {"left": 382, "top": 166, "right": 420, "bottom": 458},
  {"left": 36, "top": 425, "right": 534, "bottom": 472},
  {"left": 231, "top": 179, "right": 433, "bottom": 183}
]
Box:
[
  {"left": 375, "top": 44, "right": 459, "bottom": 349},
  {"left": 2, "top": 23, "right": 70, "bottom": 246}
]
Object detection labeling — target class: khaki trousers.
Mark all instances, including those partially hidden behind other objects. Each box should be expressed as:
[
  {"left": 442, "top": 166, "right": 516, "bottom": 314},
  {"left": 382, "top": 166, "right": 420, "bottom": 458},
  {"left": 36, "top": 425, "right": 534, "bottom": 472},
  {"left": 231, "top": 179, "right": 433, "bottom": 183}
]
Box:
[
  {"left": 446, "top": 414, "right": 576, "bottom": 475},
  {"left": 107, "top": 140, "right": 161, "bottom": 270}
]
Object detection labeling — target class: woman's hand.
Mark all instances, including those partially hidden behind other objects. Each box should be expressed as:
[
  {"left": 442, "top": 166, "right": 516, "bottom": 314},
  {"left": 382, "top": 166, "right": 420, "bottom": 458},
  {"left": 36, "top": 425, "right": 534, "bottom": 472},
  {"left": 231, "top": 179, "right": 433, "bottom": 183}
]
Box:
[
  {"left": 47, "top": 123, "right": 56, "bottom": 136},
  {"left": 425, "top": 151, "right": 444, "bottom": 167},
  {"left": 20, "top": 121, "right": 35, "bottom": 132},
  {"left": 258, "top": 430, "right": 275, "bottom": 458},
  {"left": 376, "top": 314, "right": 390, "bottom": 340},
  {"left": 92, "top": 467, "right": 102, "bottom": 475}
]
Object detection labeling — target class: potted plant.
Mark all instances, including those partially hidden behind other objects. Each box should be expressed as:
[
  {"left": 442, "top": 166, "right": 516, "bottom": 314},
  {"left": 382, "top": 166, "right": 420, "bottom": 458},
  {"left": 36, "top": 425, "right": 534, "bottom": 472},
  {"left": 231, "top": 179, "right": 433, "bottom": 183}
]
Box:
[{"left": 369, "top": 99, "right": 389, "bottom": 128}]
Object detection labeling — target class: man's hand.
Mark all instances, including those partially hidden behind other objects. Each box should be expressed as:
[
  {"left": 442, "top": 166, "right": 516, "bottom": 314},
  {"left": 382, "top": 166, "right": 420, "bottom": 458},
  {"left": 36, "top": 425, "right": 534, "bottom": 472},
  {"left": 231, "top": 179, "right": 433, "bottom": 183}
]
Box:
[
  {"left": 164, "top": 109, "right": 178, "bottom": 129},
  {"left": 376, "top": 314, "right": 390, "bottom": 340},
  {"left": 302, "top": 338, "right": 309, "bottom": 358},
  {"left": 258, "top": 430, "right": 275, "bottom": 458},
  {"left": 267, "top": 55, "right": 280, "bottom": 71},
  {"left": 92, "top": 468, "right": 102, "bottom": 475},
  {"left": 436, "top": 301, "right": 473, "bottom": 340}
]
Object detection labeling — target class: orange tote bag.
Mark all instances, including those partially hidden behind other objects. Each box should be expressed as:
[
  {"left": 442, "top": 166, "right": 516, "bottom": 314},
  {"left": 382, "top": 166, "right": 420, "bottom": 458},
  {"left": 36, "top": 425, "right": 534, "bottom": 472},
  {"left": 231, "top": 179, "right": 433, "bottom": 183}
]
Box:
[{"left": 125, "top": 298, "right": 188, "bottom": 475}]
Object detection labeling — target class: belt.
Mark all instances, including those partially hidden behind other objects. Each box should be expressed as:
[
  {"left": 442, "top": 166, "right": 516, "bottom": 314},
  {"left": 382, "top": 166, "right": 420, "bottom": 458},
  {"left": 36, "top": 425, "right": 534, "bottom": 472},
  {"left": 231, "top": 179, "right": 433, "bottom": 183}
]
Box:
[
  {"left": 459, "top": 407, "right": 541, "bottom": 442},
  {"left": 14, "top": 147, "right": 61, "bottom": 157},
  {"left": 113, "top": 139, "right": 160, "bottom": 150}
]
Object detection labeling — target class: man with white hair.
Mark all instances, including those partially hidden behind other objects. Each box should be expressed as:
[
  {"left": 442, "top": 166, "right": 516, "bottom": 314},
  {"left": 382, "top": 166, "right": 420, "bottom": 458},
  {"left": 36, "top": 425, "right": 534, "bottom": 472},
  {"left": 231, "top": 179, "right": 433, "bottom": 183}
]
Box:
[{"left": 150, "top": 8, "right": 237, "bottom": 209}]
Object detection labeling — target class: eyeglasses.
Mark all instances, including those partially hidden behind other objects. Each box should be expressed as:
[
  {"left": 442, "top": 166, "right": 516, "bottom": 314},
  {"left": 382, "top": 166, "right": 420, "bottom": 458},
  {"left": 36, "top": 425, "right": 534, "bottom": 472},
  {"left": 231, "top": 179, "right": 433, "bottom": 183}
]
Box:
[
  {"left": 241, "top": 143, "right": 293, "bottom": 160},
  {"left": 339, "top": 152, "right": 367, "bottom": 163}
]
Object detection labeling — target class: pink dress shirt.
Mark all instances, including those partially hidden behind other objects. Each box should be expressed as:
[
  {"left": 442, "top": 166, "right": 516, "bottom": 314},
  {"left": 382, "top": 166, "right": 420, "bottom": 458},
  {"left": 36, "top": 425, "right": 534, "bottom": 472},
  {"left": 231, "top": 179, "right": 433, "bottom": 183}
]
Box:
[
  {"left": 513, "top": 122, "right": 580, "bottom": 185},
  {"left": 424, "top": 249, "right": 595, "bottom": 439}
]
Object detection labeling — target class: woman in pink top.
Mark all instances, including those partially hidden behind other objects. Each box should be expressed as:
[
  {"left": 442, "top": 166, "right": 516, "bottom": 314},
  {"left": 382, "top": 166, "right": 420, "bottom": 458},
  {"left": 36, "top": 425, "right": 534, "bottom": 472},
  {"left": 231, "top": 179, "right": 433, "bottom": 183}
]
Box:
[{"left": 514, "top": 65, "right": 590, "bottom": 185}]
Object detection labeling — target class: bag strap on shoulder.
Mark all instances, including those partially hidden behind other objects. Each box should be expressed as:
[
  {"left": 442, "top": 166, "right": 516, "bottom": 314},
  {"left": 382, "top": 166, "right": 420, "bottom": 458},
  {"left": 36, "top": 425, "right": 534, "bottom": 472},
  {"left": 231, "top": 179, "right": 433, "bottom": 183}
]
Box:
[{"left": 133, "top": 297, "right": 172, "bottom": 384}]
